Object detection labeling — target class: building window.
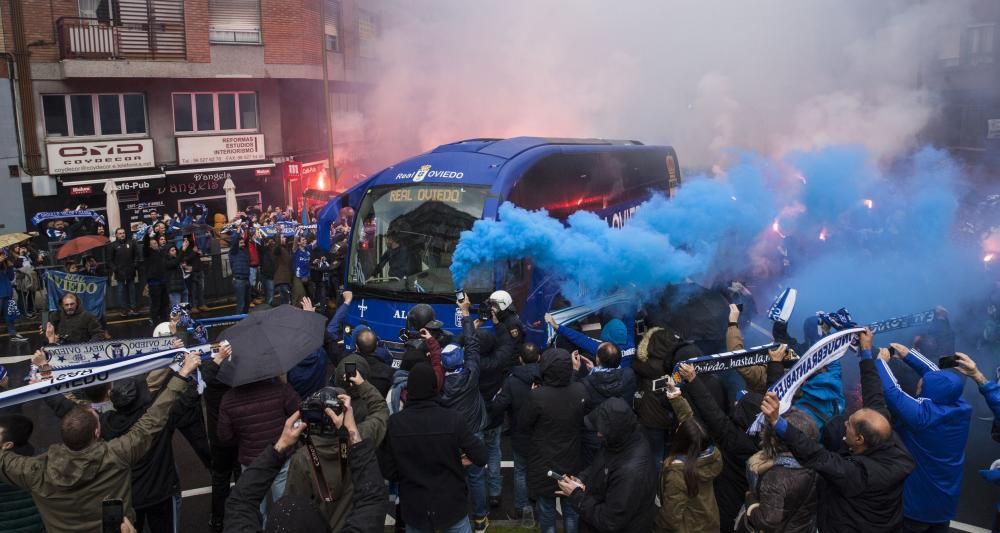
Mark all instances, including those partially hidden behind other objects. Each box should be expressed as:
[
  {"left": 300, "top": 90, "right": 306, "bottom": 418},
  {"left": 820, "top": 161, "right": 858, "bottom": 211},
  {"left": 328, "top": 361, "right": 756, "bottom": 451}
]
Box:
[
  {"left": 209, "top": 0, "right": 261, "bottom": 43},
  {"left": 172, "top": 92, "right": 258, "bottom": 133},
  {"left": 42, "top": 93, "right": 147, "bottom": 138},
  {"left": 358, "top": 9, "right": 378, "bottom": 57},
  {"left": 325, "top": 0, "right": 340, "bottom": 51},
  {"left": 963, "top": 24, "right": 995, "bottom": 65},
  {"left": 78, "top": 0, "right": 116, "bottom": 23}
]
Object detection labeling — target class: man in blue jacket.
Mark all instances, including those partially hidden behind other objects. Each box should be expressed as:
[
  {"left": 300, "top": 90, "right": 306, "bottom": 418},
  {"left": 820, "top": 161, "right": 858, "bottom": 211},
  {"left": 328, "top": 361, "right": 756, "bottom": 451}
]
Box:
[
  {"left": 875, "top": 343, "right": 971, "bottom": 533},
  {"left": 545, "top": 314, "right": 636, "bottom": 367}
]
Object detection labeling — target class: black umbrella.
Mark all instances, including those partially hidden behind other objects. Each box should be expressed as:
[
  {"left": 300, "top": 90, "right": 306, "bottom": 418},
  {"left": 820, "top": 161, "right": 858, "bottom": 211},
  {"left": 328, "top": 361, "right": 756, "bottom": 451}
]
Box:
[{"left": 216, "top": 305, "right": 328, "bottom": 386}]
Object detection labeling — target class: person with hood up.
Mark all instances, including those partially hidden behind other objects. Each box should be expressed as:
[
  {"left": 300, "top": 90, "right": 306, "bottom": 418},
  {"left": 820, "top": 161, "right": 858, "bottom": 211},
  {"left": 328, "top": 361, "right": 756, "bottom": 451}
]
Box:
[
  {"left": 632, "top": 323, "right": 704, "bottom": 465},
  {"left": 656, "top": 381, "right": 723, "bottom": 533},
  {"left": 438, "top": 297, "right": 490, "bottom": 532},
  {"left": 489, "top": 342, "right": 541, "bottom": 527},
  {"left": 557, "top": 397, "right": 656, "bottom": 533},
  {"left": 762, "top": 329, "right": 915, "bottom": 533},
  {"left": 736, "top": 408, "right": 819, "bottom": 533},
  {"left": 283, "top": 371, "right": 388, "bottom": 532},
  {"left": 519, "top": 348, "right": 588, "bottom": 533},
  {"left": 677, "top": 360, "right": 763, "bottom": 533},
  {"left": 545, "top": 313, "right": 635, "bottom": 367},
  {"left": 875, "top": 343, "right": 972, "bottom": 532},
  {"left": 380, "top": 362, "right": 487, "bottom": 533},
  {"left": 0, "top": 353, "right": 201, "bottom": 533}
]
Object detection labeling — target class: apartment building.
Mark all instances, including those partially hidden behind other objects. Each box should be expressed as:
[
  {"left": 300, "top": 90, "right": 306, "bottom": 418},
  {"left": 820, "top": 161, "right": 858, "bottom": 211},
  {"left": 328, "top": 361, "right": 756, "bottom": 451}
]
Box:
[{"left": 2, "top": 0, "right": 381, "bottom": 231}]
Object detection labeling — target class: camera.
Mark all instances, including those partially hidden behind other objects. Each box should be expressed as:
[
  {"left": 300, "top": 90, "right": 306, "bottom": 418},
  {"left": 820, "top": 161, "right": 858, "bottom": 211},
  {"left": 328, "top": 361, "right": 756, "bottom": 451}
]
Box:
[
  {"left": 399, "top": 328, "right": 422, "bottom": 342},
  {"left": 476, "top": 304, "right": 492, "bottom": 322},
  {"left": 300, "top": 387, "right": 345, "bottom": 435}
]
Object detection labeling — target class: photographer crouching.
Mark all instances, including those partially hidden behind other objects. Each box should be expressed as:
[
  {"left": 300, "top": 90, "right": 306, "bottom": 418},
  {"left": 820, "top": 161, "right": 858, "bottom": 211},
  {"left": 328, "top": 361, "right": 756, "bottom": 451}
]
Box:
[{"left": 224, "top": 391, "right": 387, "bottom": 533}]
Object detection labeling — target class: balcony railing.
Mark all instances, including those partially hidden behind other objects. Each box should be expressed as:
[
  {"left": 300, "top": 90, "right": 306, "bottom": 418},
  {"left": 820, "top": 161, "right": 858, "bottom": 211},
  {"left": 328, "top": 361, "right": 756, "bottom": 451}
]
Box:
[{"left": 57, "top": 16, "right": 186, "bottom": 61}]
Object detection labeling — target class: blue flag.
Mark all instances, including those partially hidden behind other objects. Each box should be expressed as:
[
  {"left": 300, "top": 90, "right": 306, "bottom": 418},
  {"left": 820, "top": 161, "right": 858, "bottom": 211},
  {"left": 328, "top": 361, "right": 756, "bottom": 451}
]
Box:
[{"left": 46, "top": 271, "right": 107, "bottom": 318}]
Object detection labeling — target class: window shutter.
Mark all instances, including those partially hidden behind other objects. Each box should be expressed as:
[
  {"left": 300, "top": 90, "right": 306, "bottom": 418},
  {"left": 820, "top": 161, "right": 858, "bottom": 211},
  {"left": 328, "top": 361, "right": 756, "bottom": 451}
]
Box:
[
  {"left": 325, "top": 0, "right": 340, "bottom": 37},
  {"left": 209, "top": 0, "right": 260, "bottom": 42}
]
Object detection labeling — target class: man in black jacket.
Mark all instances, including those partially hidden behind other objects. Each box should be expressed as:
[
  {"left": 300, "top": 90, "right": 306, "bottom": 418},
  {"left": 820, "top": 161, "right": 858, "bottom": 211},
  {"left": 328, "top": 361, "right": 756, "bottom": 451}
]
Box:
[
  {"left": 761, "top": 329, "right": 916, "bottom": 533},
  {"left": 558, "top": 397, "right": 656, "bottom": 533},
  {"left": 144, "top": 238, "right": 169, "bottom": 326},
  {"left": 109, "top": 231, "right": 139, "bottom": 317},
  {"left": 224, "top": 400, "right": 387, "bottom": 533},
  {"left": 46, "top": 292, "right": 105, "bottom": 343},
  {"left": 519, "top": 348, "right": 587, "bottom": 533},
  {"left": 490, "top": 343, "right": 540, "bottom": 525},
  {"left": 353, "top": 330, "right": 394, "bottom": 398},
  {"left": 380, "top": 362, "right": 487, "bottom": 532}
]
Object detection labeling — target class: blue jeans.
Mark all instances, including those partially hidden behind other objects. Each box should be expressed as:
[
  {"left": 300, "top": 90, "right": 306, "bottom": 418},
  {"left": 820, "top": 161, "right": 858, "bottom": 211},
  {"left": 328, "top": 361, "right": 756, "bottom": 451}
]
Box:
[
  {"left": 169, "top": 291, "right": 184, "bottom": 309},
  {"left": 233, "top": 278, "right": 250, "bottom": 314},
  {"left": 511, "top": 448, "right": 529, "bottom": 511},
  {"left": 262, "top": 278, "right": 275, "bottom": 305},
  {"left": 537, "top": 496, "right": 578, "bottom": 533},
  {"left": 116, "top": 276, "right": 137, "bottom": 311},
  {"left": 465, "top": 432, "right": 488, "bottom": 519},
  {"left": 243, "top": 458, "right": 289, "bottom": 526},
  {"left": 275, "top": 283, "right": 290, "bottom": 305},
  {"left": 406, "top": 517, "right": 472, "bottom": 533},
  {"left": 483, "top": 426, "right": 503, "bottom": 498},
  {"left": 0, "top": 297, "right": 15, "bottom": 335}
]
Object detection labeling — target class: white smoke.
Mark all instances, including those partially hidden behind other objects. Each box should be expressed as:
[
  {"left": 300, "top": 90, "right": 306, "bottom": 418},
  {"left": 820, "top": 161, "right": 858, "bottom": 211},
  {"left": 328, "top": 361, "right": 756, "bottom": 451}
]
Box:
[{"left": 366, "top": 0, "right": 974, "bottom": 168}]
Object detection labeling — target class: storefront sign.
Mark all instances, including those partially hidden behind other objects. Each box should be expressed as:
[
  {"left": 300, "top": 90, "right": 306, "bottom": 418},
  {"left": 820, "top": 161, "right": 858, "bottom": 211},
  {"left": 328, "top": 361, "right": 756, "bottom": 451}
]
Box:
[
  {"left": 68, "top": 185, "right": 95, "bottom": 196},
  {"left": 47, "top": 139, "right": 154, "bottom": 175},
  {"left": 255, "top": 168, "right": 272, "bottom": 177},
  {"left": 177, "top": 134, "right": 266, "bottom": 165}
]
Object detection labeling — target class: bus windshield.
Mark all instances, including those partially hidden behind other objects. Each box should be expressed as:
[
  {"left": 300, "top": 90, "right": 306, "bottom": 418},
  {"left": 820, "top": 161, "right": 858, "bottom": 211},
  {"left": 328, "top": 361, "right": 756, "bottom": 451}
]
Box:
[{"left": 347, "top": 184, "right": 491, "bottom": 297}]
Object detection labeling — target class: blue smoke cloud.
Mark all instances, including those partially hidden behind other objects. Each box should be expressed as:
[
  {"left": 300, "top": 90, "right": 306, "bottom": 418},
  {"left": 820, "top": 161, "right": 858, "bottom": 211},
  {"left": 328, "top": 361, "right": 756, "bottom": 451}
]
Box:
[
  {"left": 451, "top": 145, "right": 987, "bottom": 332},
  {"left": 450, "top": 151, "right": 777, "bottom": 301}
]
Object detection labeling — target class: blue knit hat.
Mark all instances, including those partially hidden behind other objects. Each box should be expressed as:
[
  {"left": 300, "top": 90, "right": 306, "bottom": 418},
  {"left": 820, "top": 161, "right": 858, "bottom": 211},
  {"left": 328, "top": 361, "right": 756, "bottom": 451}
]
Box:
[{"left": 441, "top": 344, "right": 465, "bottom": 370}]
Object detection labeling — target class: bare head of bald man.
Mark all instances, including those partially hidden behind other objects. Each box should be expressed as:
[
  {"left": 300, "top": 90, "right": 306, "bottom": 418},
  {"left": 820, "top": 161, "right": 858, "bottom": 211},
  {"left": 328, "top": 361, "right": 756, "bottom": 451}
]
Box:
[{"left": 843, "top": 408, "right": 891, "bottom": 455}]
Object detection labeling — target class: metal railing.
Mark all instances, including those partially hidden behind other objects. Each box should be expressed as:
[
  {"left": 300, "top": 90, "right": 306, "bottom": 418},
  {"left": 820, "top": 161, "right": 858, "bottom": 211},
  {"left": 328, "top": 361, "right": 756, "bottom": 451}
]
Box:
[{"left": 56, "top": 17, "right": 186, "bottom": 61}]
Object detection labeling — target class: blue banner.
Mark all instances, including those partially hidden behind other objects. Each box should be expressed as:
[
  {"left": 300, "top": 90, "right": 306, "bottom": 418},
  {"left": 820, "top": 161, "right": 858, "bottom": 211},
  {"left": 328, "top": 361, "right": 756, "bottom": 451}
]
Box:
[
  {"left": 31, "top": 210, "right": 106, "bottom": 226},
  {"left": 46, "top": 271, "right": 107, "bottom": 318}
]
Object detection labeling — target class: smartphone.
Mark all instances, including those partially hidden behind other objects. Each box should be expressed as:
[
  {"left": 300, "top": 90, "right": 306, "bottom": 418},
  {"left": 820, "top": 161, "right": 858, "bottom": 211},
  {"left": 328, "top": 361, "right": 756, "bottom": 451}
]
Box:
[
  {"left": 938, "top": 355, "right": 959, "bottom": 369},
  {"left": 651, "top": 375, "right": 675, "bottom": 392},
  {"left": 546, "top": 470, "right": 564, "bottom": 481},
  {"left": 887, "top": 345, "right": 897, "bottom": 358},
  {"left": 102, "top": 499, "right": 123, "bottom": 533},
  {"left": 736, "top": 303, "right": 744, "bottom": 313},
  {"left": 456, "top": 290, "right": 466, "bottom": 302},
  {"left": 345, "top": 362, "right": 357, "bottom": 379}
]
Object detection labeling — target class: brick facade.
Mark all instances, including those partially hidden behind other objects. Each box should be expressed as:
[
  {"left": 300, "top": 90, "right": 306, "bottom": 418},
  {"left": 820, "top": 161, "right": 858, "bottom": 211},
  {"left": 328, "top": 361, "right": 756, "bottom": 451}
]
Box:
[
  {"left": 185, "top": 0, "right": 211, "bottom": 62},
  {"left": 262, "top": 0, "right": 322, "bottom": 65}
]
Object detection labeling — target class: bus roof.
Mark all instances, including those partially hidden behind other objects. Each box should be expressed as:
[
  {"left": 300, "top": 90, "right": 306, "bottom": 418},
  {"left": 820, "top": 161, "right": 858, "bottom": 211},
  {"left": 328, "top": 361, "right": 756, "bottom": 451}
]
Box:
[{"left": 316, "top": 136, "right": 676, "bottom": 248}]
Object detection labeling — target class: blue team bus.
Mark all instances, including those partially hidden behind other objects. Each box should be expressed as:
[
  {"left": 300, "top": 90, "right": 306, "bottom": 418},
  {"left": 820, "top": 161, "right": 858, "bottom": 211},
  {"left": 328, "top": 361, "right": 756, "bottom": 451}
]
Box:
[{"left": 316, "top": 137, "right": 681, "bottom": 356}]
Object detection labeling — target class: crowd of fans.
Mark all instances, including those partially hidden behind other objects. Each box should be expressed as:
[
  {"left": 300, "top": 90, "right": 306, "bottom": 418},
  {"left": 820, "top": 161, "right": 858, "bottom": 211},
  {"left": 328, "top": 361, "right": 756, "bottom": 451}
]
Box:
[
  {"left": 0, "top": 203, "right": 995, "bottom": 533},
  {"left": 0, "top": 279, "right": 994, "bottom": 533}
]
